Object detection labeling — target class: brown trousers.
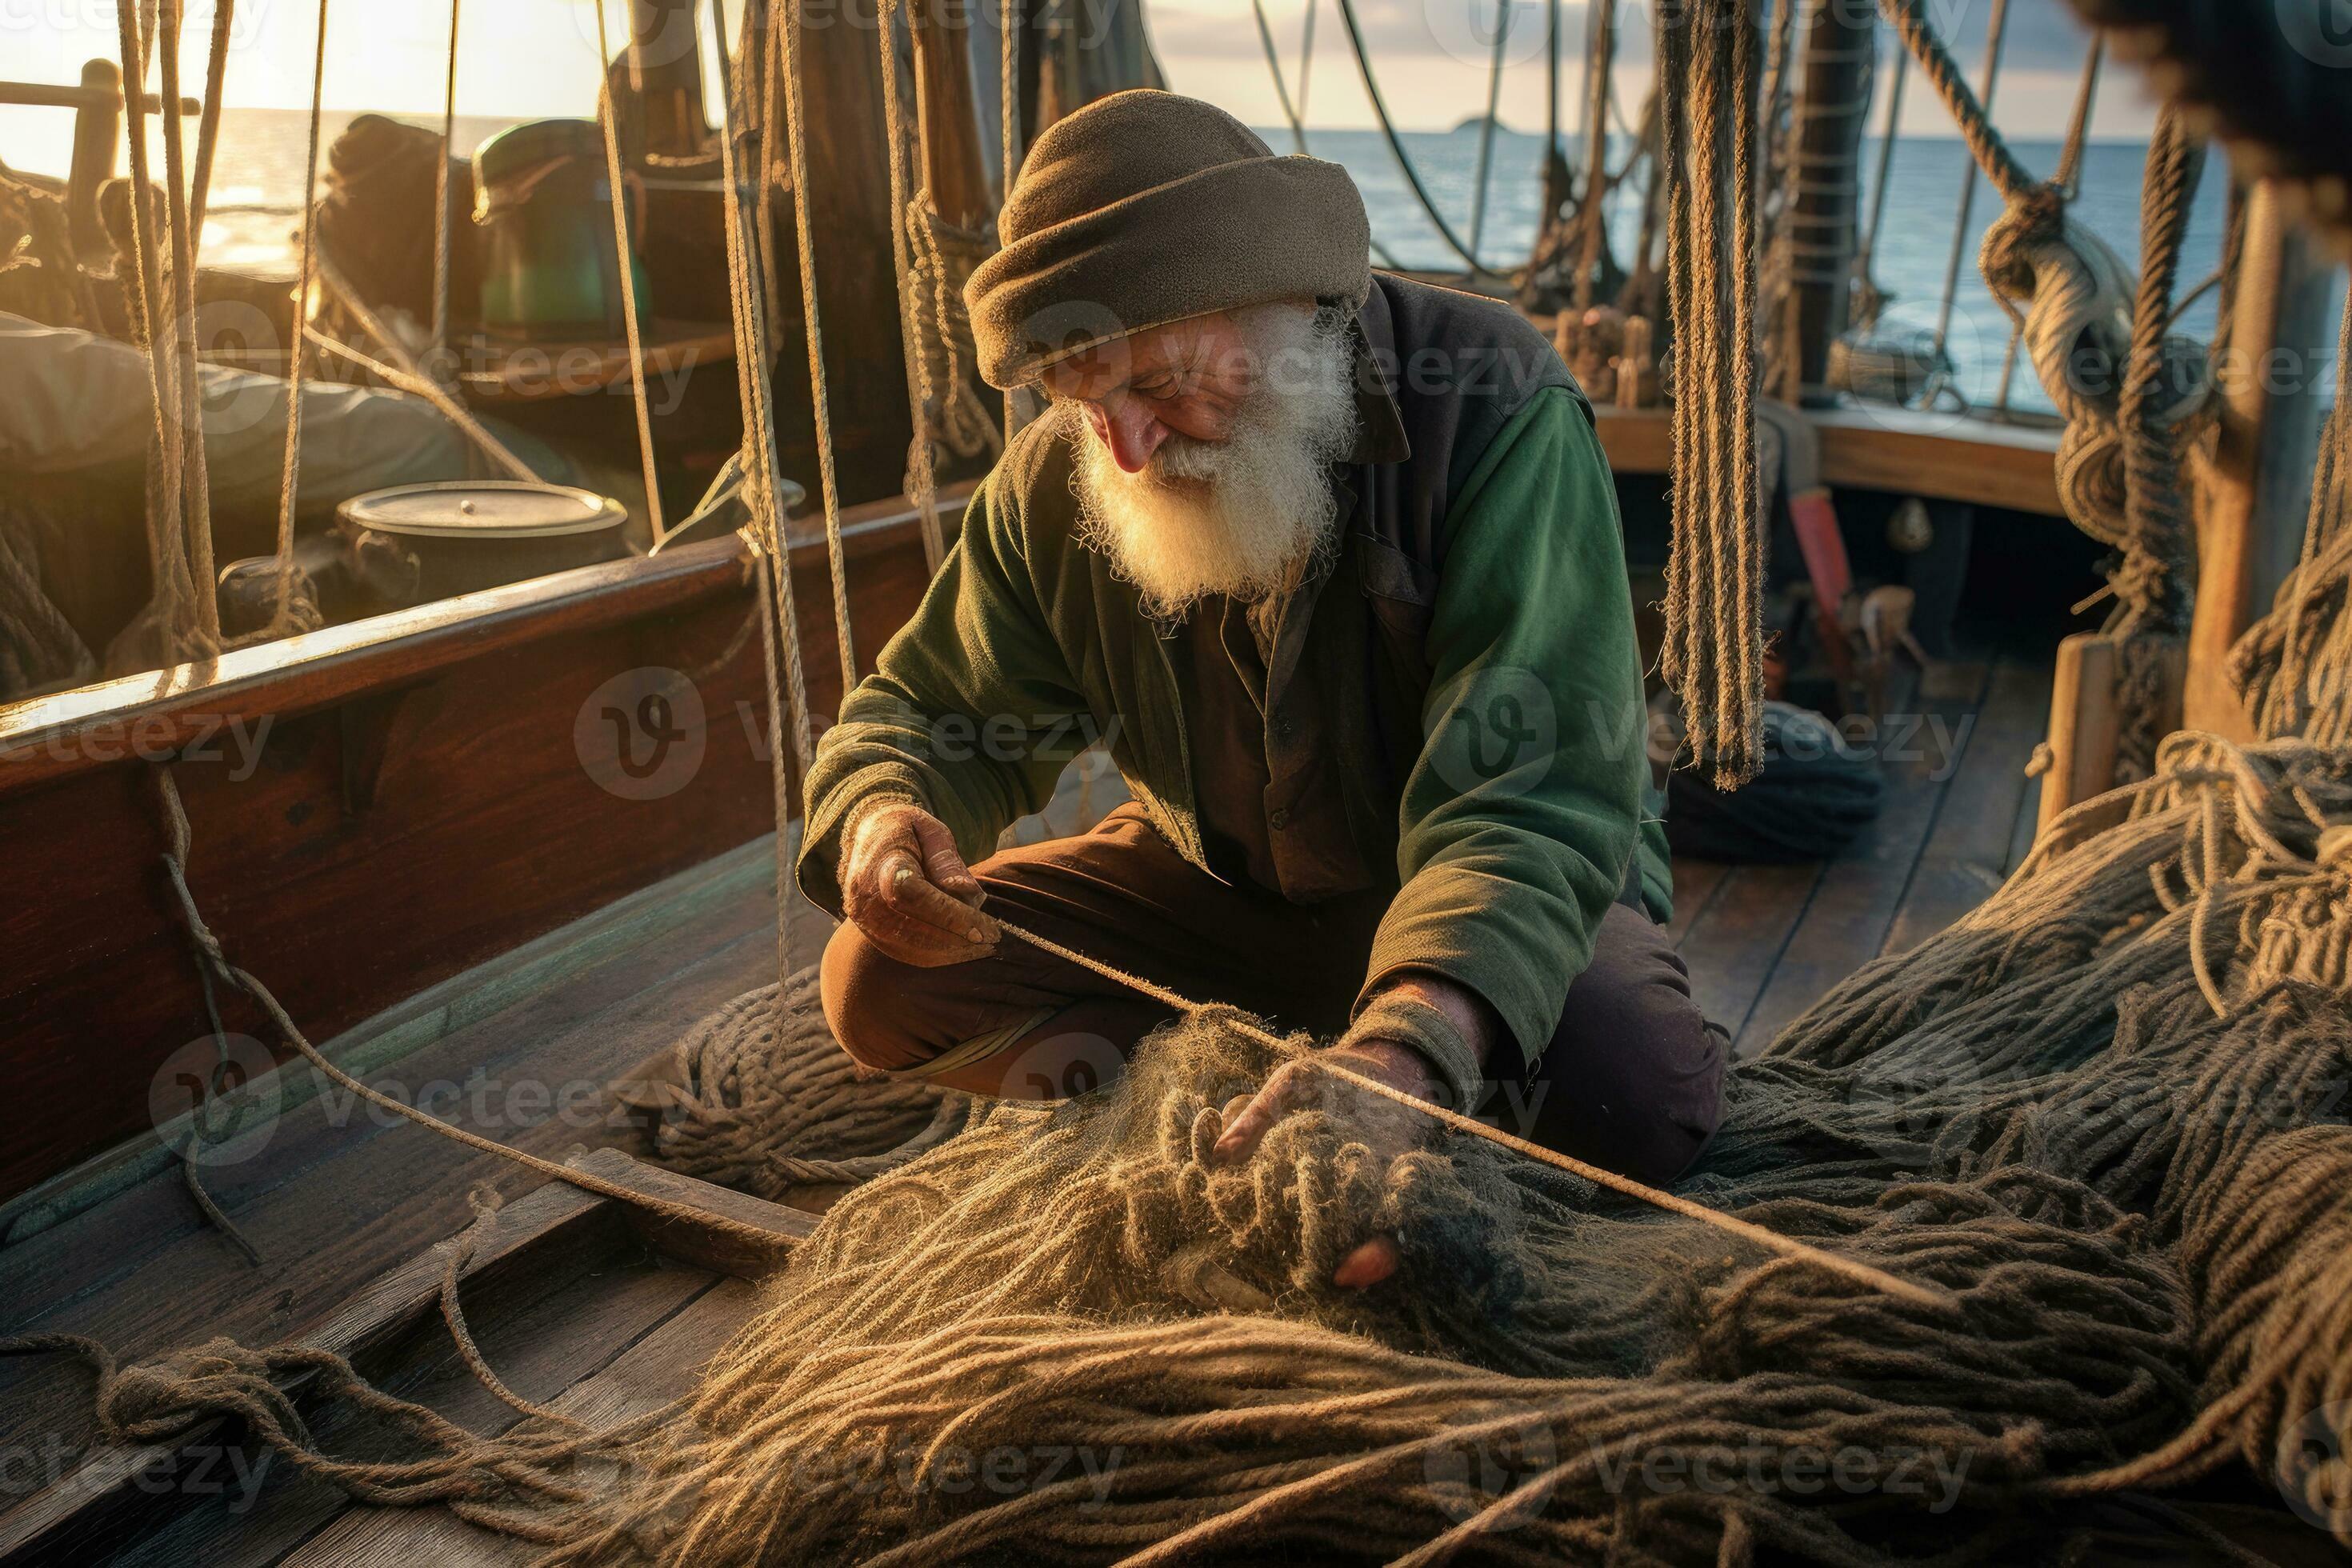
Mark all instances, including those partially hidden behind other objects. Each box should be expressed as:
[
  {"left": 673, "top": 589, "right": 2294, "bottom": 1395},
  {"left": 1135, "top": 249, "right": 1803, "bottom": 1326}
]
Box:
[{"left": 820, "top": 804, "right": 1726, "bottom": 1186}]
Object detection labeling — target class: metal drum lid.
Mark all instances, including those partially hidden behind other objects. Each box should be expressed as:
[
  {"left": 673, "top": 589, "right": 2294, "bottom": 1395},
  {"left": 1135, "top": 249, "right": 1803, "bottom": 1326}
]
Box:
[{"left": 337, "top": 481, "right": 627, "bottom": 538}]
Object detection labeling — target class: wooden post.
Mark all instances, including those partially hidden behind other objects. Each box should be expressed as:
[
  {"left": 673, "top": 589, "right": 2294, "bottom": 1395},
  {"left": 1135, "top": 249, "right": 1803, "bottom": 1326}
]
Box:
[
  {"left": 907, "top": 0, "right": 994, "bottom": 229},
  {"left": 66, "top": 58, "right": 122, "bottom": 260},
  {"left": 2183, "top": 178, "right": 2334, "bottom": 739},
  {"left": 770, "top": 0, "right": 917, "bottom": 503},
  {"left": 1780, "top": 0, "right": 1874, "bottom": 406},
  {"left": 628, "top": 0, "right": 710, "bottom": 157},
  {"left": 2037, "top": 632, "right": 2119, "bottom": 838}
]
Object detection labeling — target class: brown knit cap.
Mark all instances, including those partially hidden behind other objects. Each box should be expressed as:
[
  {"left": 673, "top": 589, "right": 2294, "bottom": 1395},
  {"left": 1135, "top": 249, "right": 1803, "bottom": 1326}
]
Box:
[{"left": 965, "top": 90, "right": 1371, "bottom": 389}]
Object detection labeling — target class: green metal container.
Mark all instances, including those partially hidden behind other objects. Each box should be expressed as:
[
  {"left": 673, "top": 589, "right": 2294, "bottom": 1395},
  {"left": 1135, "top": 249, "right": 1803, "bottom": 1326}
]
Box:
[{"left": 471, "top": 118, "right": 652, "bottom": 342}]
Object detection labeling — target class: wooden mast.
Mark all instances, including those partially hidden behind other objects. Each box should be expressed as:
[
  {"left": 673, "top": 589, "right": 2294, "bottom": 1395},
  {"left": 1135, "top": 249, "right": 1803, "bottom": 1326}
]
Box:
[
  {"left": 907, "top": 0, "right": 994, "bottom": 231},
  {"left": 1778, "top": 0, "right": 1875, "bottom": 406}
]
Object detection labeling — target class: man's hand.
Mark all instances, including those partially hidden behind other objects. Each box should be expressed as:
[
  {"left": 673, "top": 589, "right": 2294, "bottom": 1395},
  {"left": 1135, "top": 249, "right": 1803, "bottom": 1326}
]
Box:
[
  {"left": 840, "top": 801, "right": 999, "bottom": 967},
  {"left": 1210, "top": 1037, "right": 1438, "bottom": 1290},
  {"left": 1210, "top": 974, "right": 1501, "bottom": 1290}
]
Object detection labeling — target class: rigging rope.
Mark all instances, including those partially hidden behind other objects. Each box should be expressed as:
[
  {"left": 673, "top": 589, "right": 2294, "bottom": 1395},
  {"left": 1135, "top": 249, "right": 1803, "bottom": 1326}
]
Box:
[
  {"left": 708, "top": 0, "right": 816, "bottom": 1014},
  {"left": 111, "top": 0, "right": 207, "bottom": 673},
  {"left": 1249, "top": 0, "right": 1404, "bottom": 270},
  {"left": 271, "top": 0, "right": 333, "bottom": 639},
  {"left": 430, "top": 0, "right": 461, "bottom": 362},
  {"left": 1848, "top": 42, "right": 1905, "bottom": 333},
  {"left": 875, "top": 0, "right": 1000, "bottom": 571},
  {"left": 1465, "top": 0, "right": 1513, "bottom": 269},
  {"left": 1928, "top": 0, "right": 2011, "bottom": 361},
  {"left": 774, "top": 0, "right": 858, "bottom": 692},
  {"left": 1328, "top": 0, "right": 1508, "bottom": 282},
  {"left": 591, "top": 0, "right": 670, "bottom": 545}
]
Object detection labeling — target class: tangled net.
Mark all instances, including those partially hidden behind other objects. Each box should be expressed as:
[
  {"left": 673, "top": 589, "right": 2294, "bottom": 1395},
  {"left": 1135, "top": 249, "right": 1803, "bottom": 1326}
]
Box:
[{"left": 43, "top": 726, "right": 2352, "bottom": 1564}]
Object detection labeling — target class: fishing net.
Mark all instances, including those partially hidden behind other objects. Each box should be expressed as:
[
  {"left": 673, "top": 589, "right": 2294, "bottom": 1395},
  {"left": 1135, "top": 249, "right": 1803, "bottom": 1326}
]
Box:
[
  {"left": 31, "top": 726, "right": 2351, "bottom": 1564},
  {"left": 516, "top": 726, "right": 2349, "bottom": 1564}
]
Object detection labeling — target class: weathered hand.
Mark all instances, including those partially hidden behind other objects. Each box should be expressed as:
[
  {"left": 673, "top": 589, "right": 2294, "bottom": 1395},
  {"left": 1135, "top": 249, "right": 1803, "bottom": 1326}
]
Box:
[
  {"left": 840, "top": 801, "right": 998, "bottom": 967},
  {"left": 1210, "top": 1037, "right": 1438, "bottom": 1290}
]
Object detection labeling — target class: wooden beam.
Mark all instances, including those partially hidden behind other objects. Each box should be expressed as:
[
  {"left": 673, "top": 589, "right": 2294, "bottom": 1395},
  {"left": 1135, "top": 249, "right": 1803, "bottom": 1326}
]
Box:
[
  {"left": 2185, "top": 178, "right": 2334, "bottom": 738},
  {"left": 1591, "top": 404, "right": 2066, "bottom": 517},
  {"left": 0, "top": 1156, "right": 805, "bottom": 1566}
]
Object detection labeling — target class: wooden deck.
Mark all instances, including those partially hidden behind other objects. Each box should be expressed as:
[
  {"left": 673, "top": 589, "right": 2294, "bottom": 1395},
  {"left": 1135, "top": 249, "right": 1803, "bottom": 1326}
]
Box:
[
  {"left": 0, "top": 651, "right": 2054, "bottom": 1561},
  {"left": 1675, "top": 651, "right": 2052, "bottom": 1056}
]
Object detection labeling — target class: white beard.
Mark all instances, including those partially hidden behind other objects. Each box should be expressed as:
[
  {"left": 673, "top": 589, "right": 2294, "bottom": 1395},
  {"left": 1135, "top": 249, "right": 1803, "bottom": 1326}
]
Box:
[{"left": 1066, "top": 303, "right": 1360, "bottom": 621}]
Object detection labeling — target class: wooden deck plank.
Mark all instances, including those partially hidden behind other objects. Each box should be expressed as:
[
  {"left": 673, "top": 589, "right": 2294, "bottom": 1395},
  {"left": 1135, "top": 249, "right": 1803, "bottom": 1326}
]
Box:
[
  {"left": 1666, "top": 858, "right": 1731, "bottom": 946},
  {"left": 280, "top": 1278, "right": 762, "bottom": 1568},
  {"left": 1678, "top": 860, "right": 1826, "bottom": 1045},
  {"left": 0, "top": 899, "right": 785, "bottom": 1466},
  {"left": 1735, "top": 659, "right": 1999, "bottom": 1053},
  {"left": 1879, "top": 660, "right": 2050, "bottom": 958},
  {"left": 0, "top": 868, "right": 779, "bottom": 1333},
  {"left": 116, "top": 1254, "right": 719, "bottom": 1568}
]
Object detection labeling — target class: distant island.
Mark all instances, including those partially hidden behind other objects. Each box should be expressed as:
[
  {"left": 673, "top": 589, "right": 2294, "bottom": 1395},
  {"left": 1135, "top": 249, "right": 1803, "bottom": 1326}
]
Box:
[{"left": 1450, "top": 114, "right": 1529, "bottom": 136}]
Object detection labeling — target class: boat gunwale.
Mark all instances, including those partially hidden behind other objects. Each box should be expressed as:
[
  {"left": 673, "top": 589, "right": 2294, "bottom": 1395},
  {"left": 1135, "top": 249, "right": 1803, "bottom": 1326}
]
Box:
[{"left": 0, "top": 482, "right": 975, "bottom": 800}]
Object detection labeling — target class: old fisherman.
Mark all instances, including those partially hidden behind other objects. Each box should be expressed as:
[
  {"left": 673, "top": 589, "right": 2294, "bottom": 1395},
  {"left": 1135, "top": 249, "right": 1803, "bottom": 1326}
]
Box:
[{"left": 801, "top": 89, "right": 1726, "bottom": 1287}]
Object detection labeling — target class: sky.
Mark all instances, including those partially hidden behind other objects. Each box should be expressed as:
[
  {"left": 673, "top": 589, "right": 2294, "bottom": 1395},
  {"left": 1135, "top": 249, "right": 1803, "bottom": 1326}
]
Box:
[{"left": 0, "top": 0, "right": 2160, "bottom": 174}]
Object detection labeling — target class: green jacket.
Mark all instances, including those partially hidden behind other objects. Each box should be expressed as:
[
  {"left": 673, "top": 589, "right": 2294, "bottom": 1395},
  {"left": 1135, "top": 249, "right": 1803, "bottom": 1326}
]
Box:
[{"left": 798, "top": 275, "right": 1666, "bottom": 1074}]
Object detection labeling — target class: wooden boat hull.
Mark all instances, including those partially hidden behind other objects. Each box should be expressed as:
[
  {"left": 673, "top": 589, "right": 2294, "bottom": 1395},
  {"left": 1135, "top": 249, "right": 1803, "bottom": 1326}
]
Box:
[{"left": 0, "top": 492, "right": 958, "bottom": 1213}]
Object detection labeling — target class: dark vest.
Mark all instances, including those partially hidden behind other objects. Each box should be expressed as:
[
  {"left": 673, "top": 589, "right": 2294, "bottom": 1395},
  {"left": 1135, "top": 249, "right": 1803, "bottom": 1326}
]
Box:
[{"left": 1176, "top": 274, "right": 1586, "bottom": 904}]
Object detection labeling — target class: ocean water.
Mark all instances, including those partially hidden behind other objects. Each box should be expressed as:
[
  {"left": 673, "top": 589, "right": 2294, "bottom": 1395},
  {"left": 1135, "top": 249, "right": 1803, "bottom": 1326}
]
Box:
[{"left": 11, "top": 106, "right": 2336, "bottom": 418}]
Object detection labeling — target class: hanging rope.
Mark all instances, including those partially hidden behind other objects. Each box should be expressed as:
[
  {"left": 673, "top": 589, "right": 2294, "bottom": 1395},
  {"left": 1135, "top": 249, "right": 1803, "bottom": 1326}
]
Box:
[
  {"left": 1250, "top": 0, "right": 1404, "bottom": 270},
  {"left": 590, "top": 0, "right": 669, "bottom": 545},
  {"left": 774, "top": 0, "right": 858, "bottom": 693},
  {"left": 1329, "top": 0, "right": 1509, "bottom": 282},
  {"left": 875, "top": 0, "right": 999, "bottom": 571},
  {"left": 1658, "top": 0, "right": 1766, "bottom": 790},
  {"left": 709, "top": 0, "right": 816, "bottom": 1014},
  {"left": 1465, "top": 0, "right": 1513, "bottom": 269},
  {"left": 2090, "top": 106, "right": 2202, "bottom": 791},
  {"left": 269, "top": 0, "right": 334, "bottom": 640},
  {"left": 430, "top": 0, "right": 461, "bottom": 365},
  {"left": 106, "top": 0, "right": 216, "bottom": 674}
]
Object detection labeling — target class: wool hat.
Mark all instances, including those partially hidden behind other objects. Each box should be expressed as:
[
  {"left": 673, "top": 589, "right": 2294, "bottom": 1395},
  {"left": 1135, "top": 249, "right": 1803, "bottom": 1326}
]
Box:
[{"left": 964, "top": 90, "right": 1372, "bottom": 389}]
